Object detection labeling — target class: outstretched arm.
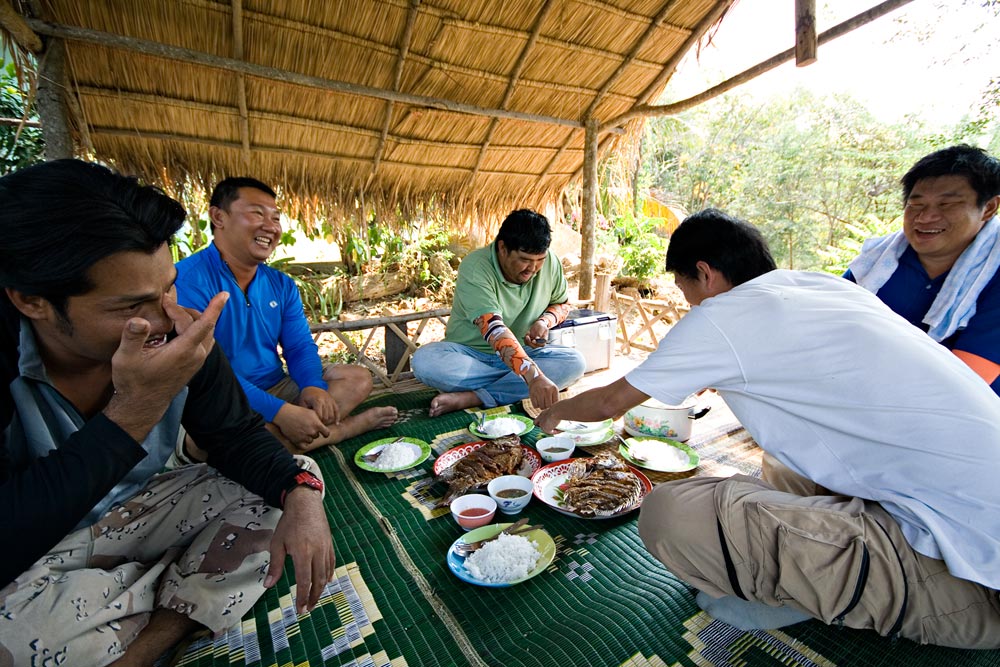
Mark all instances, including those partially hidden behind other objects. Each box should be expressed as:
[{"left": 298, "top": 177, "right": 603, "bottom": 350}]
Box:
[{"left": 476, "top": 312, "right": 559, "bottom": 410}]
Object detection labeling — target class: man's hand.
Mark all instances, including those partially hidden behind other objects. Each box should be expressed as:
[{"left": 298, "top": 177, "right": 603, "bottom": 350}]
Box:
[
  {"left": 534, "top": 404, "right": 563, "bottom": 434},
  {"left": 527, "top": 373, "right": 559, "bottom": 411},
  {"left": 264, "top": 487, "right": 335, "bottom": 613},
  {"left": 105, "top": 291, "right": 229, "bottom": 442},
  {"left": 298, "top": 386, "right": 340, "bottom": 425},
  {"left": 273, "top": 403, "right": 331, "bottom": 448},
  {"left": 523, "top": 319, "right": 550, "bottom": 349}
]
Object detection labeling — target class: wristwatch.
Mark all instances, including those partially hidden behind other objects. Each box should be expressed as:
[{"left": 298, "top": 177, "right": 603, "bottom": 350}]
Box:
[{"left": 281, "top": 470, "right": 324, "bottom": 507}]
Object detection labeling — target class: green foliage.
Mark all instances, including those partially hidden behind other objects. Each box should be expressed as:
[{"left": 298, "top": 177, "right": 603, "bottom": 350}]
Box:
[
  {"left": 819, "top": 214, "right": 900, "bottom": 275},
  {"left": 601, "top": 212, "right": 667, "bottom": 280},
  {"left": 641, "top": 89, "right": 942, "bottom": 270},
  {"left": 270, "top": 257, "right": 344, "bottom": 322},
  {"left": 0, "top": 63, "right": 43, "bottom": 174}
]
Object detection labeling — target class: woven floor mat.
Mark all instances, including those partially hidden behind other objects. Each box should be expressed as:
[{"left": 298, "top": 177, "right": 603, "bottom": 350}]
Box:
[{"left": 175, "top": 390, "right": 1000, "bottom": 666}]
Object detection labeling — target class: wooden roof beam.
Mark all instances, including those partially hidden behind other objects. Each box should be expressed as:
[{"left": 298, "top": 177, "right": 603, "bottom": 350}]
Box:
[
  {"left": 470, "top": 0, "right": 556, "bottom": 187},
  {"left": 796, "top": 0, "right": 817, "bottom": 66},
  {"left": 371, "top": 0, "right": 420, "bottom": 180},
  {"left": 605, "top": 0, "right": 915, "bottom": 129},
  {"left": 231, "top": 0, "right": 251, "bottom": 165},
  {"left": 88, "top": 126, "right": 572, "bottom": 178},
  {"left": 25, "top": 18, "right": 590, "bottom": 130},
  {"left": 0, "top": 0, "right": 42, "bottom": 52},
  {"left": 79, "top": 86, "right": 585, "bottom": 154},
  {"left": 583, "top": 0, "right": 683, "bottom": 119}
]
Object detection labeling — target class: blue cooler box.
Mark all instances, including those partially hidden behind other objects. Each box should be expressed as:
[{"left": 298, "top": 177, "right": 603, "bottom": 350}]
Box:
[{"left": 547, "top": 309, "right": 617, "bottom": 373}]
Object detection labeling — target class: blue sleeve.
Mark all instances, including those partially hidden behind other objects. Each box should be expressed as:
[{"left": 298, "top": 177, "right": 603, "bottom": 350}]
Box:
[
  {"left": 277, "top": 275, "right": 327, "bottom": 392},
  {"left": 842, "top": 269, "right": 856, "bottom": 283},
  {"left": 235, "top": 374, "right": 286, "bottom": 423}
]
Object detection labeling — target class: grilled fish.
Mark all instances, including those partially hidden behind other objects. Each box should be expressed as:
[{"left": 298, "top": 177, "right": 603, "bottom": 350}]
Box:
[
  {"left": 438, "top": 435, "right": 524, "bottom": 506},
  {"left": 559, "top": 453, "right": 642, "bottom": 517}
]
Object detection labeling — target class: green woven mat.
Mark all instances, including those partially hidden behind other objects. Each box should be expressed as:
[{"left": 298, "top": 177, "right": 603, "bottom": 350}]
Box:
[{"left": 176, "top": 390, "right": 1000, "bottom": 667}]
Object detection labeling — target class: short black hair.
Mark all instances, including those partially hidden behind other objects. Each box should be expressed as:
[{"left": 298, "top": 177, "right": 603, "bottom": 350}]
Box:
[
  {"left": 902, "top": 145, "right": 1000, "bottom": 207},
  {"left": 665, "top": 208, "right": 776, "bottom": 286},
  {"left": 495, "top": 209, "right": 551, "bottom": 254},
  {"left": 209, "top": 177, "right": 277, "bottom": 211},
  {"left": 0, "top": 159, "right": 185, "bottom": 315}
]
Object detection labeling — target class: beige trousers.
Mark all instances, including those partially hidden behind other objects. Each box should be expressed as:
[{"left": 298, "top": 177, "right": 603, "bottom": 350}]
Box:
[
  {"left": 0, "top": 465, "right": 280, "bottom": 667},
  {"left": 638, "top": 456, "right": 1000, "bottom": 648}
]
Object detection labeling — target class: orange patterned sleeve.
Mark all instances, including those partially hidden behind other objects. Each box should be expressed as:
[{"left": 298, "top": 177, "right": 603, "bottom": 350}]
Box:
[
  {"left": 474, "top": 312, "right": 543, "bottom": 382},
  {"left": 538, "top": 302, "right": 572, "bottom": 328}
]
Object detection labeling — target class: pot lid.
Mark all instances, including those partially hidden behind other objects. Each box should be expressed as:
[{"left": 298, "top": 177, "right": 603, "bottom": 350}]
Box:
[{"left": 641, "top": 395, "right": 697, "bottom": 410}]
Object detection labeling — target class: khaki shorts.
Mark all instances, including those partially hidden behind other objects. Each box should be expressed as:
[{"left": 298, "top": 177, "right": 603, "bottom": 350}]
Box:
[{"left": 638, "top": 466, "right": 1000, "bottom": 648}]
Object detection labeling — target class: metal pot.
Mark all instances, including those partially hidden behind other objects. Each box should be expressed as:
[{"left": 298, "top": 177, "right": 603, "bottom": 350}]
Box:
[{"left": 623, "top": 397, "right": 711, "bottom": 442}]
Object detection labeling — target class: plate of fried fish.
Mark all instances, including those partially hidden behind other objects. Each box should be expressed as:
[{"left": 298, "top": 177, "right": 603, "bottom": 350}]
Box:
[
  {"left": 434, "top": 435, "right": 542, "bottom": 506},
  {"left": 530, "top": 453, "right": 652, "bottom": 519}
]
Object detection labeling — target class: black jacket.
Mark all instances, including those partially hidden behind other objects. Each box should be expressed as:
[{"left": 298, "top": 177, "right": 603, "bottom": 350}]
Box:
[{"left": 0, "top": 297, "right": 302, "bottom": 587}]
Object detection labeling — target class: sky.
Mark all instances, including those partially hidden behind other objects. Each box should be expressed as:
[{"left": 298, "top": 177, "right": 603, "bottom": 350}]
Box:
[{"left": 662, "top": 0, "right": 997, "bottom": 129}]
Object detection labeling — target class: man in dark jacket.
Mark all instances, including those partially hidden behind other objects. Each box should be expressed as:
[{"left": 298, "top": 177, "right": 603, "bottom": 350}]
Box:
[{"left": 0, "top": 160, "right": 334, "bottom": 667}]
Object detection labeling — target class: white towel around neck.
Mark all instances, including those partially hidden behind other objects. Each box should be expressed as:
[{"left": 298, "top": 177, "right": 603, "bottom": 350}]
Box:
[{"left": 847, "top": 215, "right": 1000, "bottom": 341}]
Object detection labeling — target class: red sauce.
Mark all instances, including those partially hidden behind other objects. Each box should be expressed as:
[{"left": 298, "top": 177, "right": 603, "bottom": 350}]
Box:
[{"left": 459, "top": 507, "right": 491, "bottom": 518}]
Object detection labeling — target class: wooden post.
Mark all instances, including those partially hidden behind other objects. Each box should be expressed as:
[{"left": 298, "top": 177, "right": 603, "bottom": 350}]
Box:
[
  {"left": 594, "top": 272, "right": 611, "bottom": 314},
  {"left": 579, "top": 117, "right": 599, "bottom": 301},
  {"left": 795, "top": 0, "right": 817, "bottom": 66},
  {"left": 384, "top": 321, "right": 410, "bottom": 374},
  {"left": 36, "top": 38, "right": 74, "bottom": 160}
]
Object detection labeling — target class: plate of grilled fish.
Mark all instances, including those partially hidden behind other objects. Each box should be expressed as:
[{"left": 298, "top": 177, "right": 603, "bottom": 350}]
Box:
[
  {"left": 530, "top": 453, "right": 652, "bottom": 519},
  {"left": 434, "top": 435, "right": 542, "bottom": 506}
]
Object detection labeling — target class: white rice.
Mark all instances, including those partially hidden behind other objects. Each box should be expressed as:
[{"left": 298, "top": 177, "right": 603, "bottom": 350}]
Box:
[
  {"left": 481, "top": 417, "right": 523, "bottom": 437},
  {"left": 464, "top": 533, "right": 542, "bottom": 583},
  {"left": 371, "top": 441, "right": 419, "bottom": 469},
  {"left": 630, "top": 440, "right": 689, "bottom": 470}
]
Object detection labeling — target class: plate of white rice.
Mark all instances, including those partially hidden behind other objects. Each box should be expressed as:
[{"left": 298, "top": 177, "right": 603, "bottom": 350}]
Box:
[
  {"left": 354, "top": 437, "right": 431, "bottom": 473},
  {"left": 447, "top": 523, "right": 556, "bottom": 587}
]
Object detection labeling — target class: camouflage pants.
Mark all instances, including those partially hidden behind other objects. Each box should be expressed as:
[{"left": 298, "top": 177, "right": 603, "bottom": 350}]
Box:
[{"left": 0, "top": 464, "right": 280, "bottom": 667}]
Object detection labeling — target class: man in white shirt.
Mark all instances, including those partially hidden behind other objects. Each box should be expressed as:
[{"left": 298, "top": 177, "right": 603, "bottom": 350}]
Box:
[{"left": 536, "top": 209, "right": 1000, "bottom": 648}]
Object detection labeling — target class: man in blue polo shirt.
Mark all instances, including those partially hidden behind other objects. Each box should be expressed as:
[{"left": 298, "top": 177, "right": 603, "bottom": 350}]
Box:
[
  {"left": 845, "top": 145, "right": 1000, "bottom": 395},
  {"left": 176, "top": 178, "right": 397, "bottom": 454}
]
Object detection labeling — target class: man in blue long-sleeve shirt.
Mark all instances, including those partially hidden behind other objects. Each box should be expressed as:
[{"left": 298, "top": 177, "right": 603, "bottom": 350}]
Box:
[{"left": 176, "top": 178, "right": 396, "bottom": 453}]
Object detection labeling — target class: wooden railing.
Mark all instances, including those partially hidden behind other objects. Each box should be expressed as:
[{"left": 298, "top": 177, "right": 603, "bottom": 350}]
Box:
[
  {"left": 309, "top": 308, "right": 451, "bottom": 388},
  {"left": 611, "top": 290, "right": 689, "bottom": 353}
]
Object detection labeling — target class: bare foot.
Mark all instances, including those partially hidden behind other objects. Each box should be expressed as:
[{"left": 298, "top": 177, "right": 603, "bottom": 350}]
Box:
[
  {"left": 429, "top": 391, "right": 482, "bottom": 417},
  {"left": 287, "top": 406, "right": 398, "bottom": 452}
]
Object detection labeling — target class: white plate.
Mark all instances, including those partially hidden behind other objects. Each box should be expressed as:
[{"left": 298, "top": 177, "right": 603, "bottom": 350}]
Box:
[
  {"left": 469, "top": 414, "right": 536, "bottom": 439},
  {"left": 529, "top": 458, "right": 652, "bottom": 519}
]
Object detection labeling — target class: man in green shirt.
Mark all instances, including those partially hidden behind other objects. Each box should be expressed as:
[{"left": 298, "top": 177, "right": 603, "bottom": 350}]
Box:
[{"left": 412, "top": 209, "right": 586, "bottom": 416}]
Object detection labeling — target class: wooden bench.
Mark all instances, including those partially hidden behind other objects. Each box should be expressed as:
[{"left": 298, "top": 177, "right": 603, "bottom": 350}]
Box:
[
  {"left": 309, "top": 308, "right": 451, "bottom": 388},
  {"left": 611, "top": 290, "right": 688, "bottom": 353}
]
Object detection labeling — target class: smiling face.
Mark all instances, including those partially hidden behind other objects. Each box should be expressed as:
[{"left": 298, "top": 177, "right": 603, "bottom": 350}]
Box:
[
  {"left": 496, "top": 241, "right": 547, "bottom": 284},
  {"left": 24, "top": 243, "right": 178, "bottom": 369},
  {"left": 903, "top": 174, "right": 999, "bottom": 277},
  {"left": 211, "top": 186, "right": 282, "bottom": 268}
]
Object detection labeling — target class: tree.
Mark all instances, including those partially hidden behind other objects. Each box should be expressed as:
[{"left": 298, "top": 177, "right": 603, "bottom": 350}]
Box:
[{"left": 0, "top": 62, "right": 43, "bottom": 174}]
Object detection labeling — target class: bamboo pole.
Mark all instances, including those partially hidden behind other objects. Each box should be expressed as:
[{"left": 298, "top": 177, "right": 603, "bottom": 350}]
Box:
[
  {"left": 470, "top": 0, "right": 556, "bottom": 187},
  {"left": 372, "top": 0, "right": 420, "bottom": 179},
  {"left": 24, "top": 18, "right": 588, "bottom": 130},
  {"left": 231, "top": 0, "right": 251, "bottom": 165},
  {"left": 579, "top": 118, "right": 599, "bottom": 301},
  {"left": 604, "top": 0, "right": 915, "bottom": 129},
  {"left": 795, "top": 0, "right": 817, "bottom": 66}
]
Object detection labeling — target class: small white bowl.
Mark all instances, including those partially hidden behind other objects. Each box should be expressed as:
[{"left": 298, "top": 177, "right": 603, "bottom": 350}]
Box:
[
  {"left": 535, "top": 435, "right": 576, "bottom": 463},
  {"left": 486, "top": 475, "right": 533, "bottom": 515},
  {"left": 450, "top": 494, "right": 497, "bottom": 531}
]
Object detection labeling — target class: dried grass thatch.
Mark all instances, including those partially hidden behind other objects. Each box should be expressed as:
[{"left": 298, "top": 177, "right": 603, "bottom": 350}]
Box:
[{"left": 4, "top": 0, "right": 735, "bottom": 230}]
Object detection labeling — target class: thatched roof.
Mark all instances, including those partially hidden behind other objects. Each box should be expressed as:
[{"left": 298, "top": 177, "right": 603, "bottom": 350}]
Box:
[{"left": 6, "top": 0, "right": 737, "bottom": 225}]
